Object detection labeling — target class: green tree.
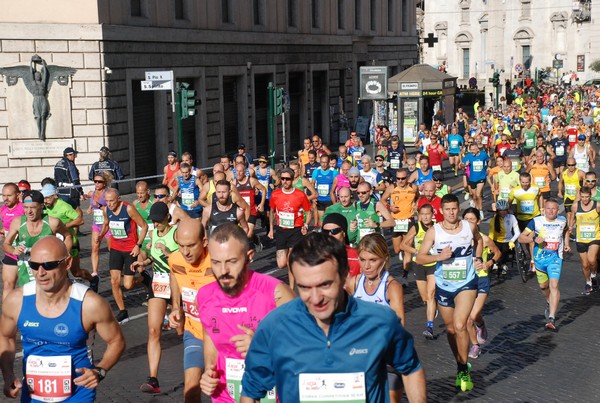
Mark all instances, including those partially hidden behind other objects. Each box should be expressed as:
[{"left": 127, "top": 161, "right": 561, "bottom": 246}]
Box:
[{"left": 589, "top": 59, "right": 600, "bottom": 73}]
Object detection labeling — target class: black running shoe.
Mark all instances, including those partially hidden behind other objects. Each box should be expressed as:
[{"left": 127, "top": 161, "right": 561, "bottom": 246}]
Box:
[
  {"left": 115, "top": 310, "right": 129, "bottom": 324},
  {"left": 140, "top": 376, "right": 160, "bottom": 393},
  {"left": 89, "top": 275, "right": 100, "bottom": 293}
]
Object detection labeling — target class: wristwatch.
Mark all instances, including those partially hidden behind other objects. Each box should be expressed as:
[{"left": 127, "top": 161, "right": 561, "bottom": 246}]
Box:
[{"left": 93, "top": 367, "right": 107, "bottom": 382}]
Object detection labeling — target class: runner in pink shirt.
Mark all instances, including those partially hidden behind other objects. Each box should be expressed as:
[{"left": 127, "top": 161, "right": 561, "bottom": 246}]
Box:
[
  {"left": 198, "top": 223, "right": 295, "bottom": 402},
  {"left": 1, "top": 183, "right": 24, "bottom": 300}
]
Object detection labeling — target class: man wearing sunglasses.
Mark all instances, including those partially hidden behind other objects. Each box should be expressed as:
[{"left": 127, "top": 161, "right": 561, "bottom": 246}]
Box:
[
  {"left": 0, "top": 236, "right": 125, "bottom": 402},
  {"left": 2, "top": 190, "right": 72, "bottom": 288},
  {"left": 558, "top": 157, "right": 585, "bottom": 226},
  {"left": 321, "top": 212, "right": 360, "bottom": 277},
  {"left": 268, "top": 168, "right": 312, "bottom": 288},
  {"left": 322, "top": 187, "right": 358, "bottom": 246},
  {"left": 585, "top": 172, "right": 600, "bottom": 203}
]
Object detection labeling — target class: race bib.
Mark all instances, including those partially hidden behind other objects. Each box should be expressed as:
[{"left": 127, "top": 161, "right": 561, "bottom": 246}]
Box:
[
  {"left": 472, "top": 160, "right": 484, "bottom": 172},
  {"left": 226, "top": 358, "right": 276, "bottom": 402},
  {"left": 109, "top": 220, "right": 127, "bottom": 239},
  {"left": 442, "top": 259, "right": 467, "bottom": 281},
  {"left": 242, "top": 196, "right": 251, "bottom": 207},
  {"left": 534, "top": 176, "right": 546, "bottom": 188},
  {"left": 511, "top": 160, "right": 519, "bottom": 171},
  {"left": 181, "top": 192, "right": 195, "bottom": 207},
  {"left": 278, "top": 212, "right": 295, "bottom": 229},
  {"left": 258, "top": 179, "right": 269, "bottom": 191},
  {"left": 579, "top": 225, "right": 596, "bottom": 241},
  {"left": 432, "top": 165, "right": 442, "bottom": 172},
  {"left": 390, "top": 158, "right": 400, "bottom": 169},
  {"left": 152, "top": 272, "right": 171, "bottom": 299},
  {"left": 299, "top": 372, "right": 365, "bottom": 402},
  {"left": 317, "top": 184, "right": 330, "bottom": 197},
  {"left": 565, "top": 184, "right": 577, "bottom": 197},
  {"left": 482, "top": 136, "right": 489, "bottom": 145},
  {"left": 181, "top": 287, "right": 199, "bottom": 321},
  {"left": 525, "top": 137, "right": 535, "bottom": 147},
  {"left": 93, "top": 209, "right": 104, "bottom": 225},
  {"left": 25, "top": 355, "right": 72, "bottom": 402},
  {"left": 500, "top": 187, "right": 510, "bottom": 200},
  {"left": 576, "top": 159, "right": 588, "bottom": 170},
  {"left": 450, "top": 140, "right": 459, "bottom": 149},
  {"left": 394, "top": 219, "right": 409, "bottom": 233},
  {"left": 353, "top": 151, "right": 362, "bottom": 161},
  {"left": 544, "top": 234, "right": 560, "bottom": 251},
  {"left": 555, "top": 146, "right": 565, "bottom": 156},
  {"left": 569, "top": 134, "right": 577, "bottom": 143},
  {"left": 359, "top": 227, "right": 375, "bottom": 239},
  {"left": 520, "top": 200, "right": 535, "bottom": 214}
]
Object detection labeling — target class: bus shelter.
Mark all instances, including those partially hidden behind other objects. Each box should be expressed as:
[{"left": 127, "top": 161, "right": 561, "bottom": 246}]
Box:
[{"left": 388, "top": 64, "right": 457, "bottom": 144}]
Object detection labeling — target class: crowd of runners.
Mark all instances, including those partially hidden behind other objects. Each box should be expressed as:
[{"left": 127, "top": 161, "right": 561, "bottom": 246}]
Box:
[{"left": 1, "top": 82, "right": 600, "bottom": 401}]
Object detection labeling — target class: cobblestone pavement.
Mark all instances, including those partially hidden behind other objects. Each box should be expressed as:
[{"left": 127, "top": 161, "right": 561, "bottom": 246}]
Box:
[{"left": 2, "top": 172, "right": 600, "bottom": 402}]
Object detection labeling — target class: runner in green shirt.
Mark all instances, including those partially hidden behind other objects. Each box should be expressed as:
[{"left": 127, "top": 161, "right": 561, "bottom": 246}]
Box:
[{"left": 322, "top": 187, "right": 358, "bottom": 244}]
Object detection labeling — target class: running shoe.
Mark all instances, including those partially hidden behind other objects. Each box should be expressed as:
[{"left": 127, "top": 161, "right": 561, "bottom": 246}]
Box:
[
  {"left": 468, "top": 344, "right": 481, "bottom": 359},
  {"left": 422, "top": 327, "right": 434, "bottom": 340},
  {"left": 116, "top": 310, "right": 129, "bottom": 324},
  {"left": 584, "top": 283, "right": 593, "bottom": 295},
  {"left": 529, "top": 261, "right": 536, "bottom": 274},
  {"left": 89, "top": 274, "right": 100, "bottom": 293},
  {"left": 398, "top": 252, "right": 403, "bottom": 262},
  {"left": 456, "top": 364, "right": 473, "bottom": 392},
  {"left": 464, "top": 191, "right": 470, "bottom": 201},
  {"left": 475, "top": 322, "right": 488, "bottom": 345},
  {"left": 479, "top": 210, "right": 484, "bottom": 220},
  {"left": 140, "top": 377, "right": 160, "bottom": 394},
  {"left": 469, "top": 200, "right": 475, "bottom": 208},
  {"left": 545, "top": 317, "right": 558, "bottom": 332},
  {"left": 501, "top": 264, "right": 509, "bottom": 276},
  {"left": 544, "top": 302, "right": 550, "bottom": 321}
]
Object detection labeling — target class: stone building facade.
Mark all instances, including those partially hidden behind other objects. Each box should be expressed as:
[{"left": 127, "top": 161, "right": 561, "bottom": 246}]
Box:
[
  {"left": 420, "top": 0, "right": 598, "bottom": 91},
  {"left": 0, "top": 0, "right": 418, "bottom": 190}
]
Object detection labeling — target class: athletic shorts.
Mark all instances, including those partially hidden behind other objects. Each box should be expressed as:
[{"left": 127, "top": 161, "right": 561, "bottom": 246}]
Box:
[
  {"left": 468, "top": 179, "right": 486, "bottom": 189},
  {"left": 317, "top": 200, "right": 333, "bottom": 211},
  {"left": 248, "top": 214, "right": 258, "bottom": 225},
  {"left": 183, "top": 330, "right": 205, "bottom": 370},
  {"left": 386, "top": 365, "right": 403, "bottom": 391},
  {"left": 541, "top": 191, "right": 551, "bottom": 200},
  {"left": 109, "top": 249, "right": 136, "bottom": 275},
  {"left": 477, "top": 274, "right": 490, "bottom": 294},
  {"left": 436, "top": 277, "right": 478, "bottom": 308},
  {"left": 92, "top": 223, "right": 113, "bottom": 238},
  {"left": 70, "top": 241, "right": 80, "bottom": 258},
  {"left": 534, "top": 253, "right": 562, "bottom": 282},
  {"left": 274, "top": 226, "right": 304, "bottom": 251},
  {"left": 576, "top": 240, "right": 600, "bottom": 254},
  {"left": 392, "top": 218, "right": 414, "bottom": 237},
  {"left": 2, "top": 255, "right": 18, "bottom": 266},
  {"left": 564, "top": 198, "right": 575, "bottom": 211},
  {"left": 517, "top": 218, "right": 533, "bottom": 233},
  {"left": 449, "top": 152, "right": 459, "bottom": 157},
  {"left": 184, "top": 209, "right": 202, "bottom": 219},
  {"left": 523, "top": 148, "right": 535, "bottom": 156},
  {"left": 413, "top": 263, "right": 436, "bottom": 281},
  {"left": 554, "top": 158, "right": 567, "bottom": 168}
]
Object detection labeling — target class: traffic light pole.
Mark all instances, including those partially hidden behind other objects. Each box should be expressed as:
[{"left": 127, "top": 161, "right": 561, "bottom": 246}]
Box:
[
  {"left": 267, "top": 82, "right": 275, "bottom": 167},
  {"left": 176, "top": 83, "right": 183, "bottom": 157},
  {"left": 494, "top": 69, "right": 499, "bottom": 110}
]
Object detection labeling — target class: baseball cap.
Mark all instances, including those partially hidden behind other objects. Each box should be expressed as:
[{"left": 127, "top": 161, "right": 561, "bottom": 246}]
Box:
[
  {"left": 63, "top": 147, "right": 78, "bottom": 156},
  {"left": 238, "top": 143, "right": 246, "bottom": 149},
  {"left": 22, "top": 190, "right": 44, "bottom": 204},
  {"left": 100, "top": 146, "right": 110, "bottom": 153},
  {"left": 432, "top": 171, "right": 444, "bottom": 181},
  {"left": 148, "top": 202, "right": 169, "bottom": 222},
  {"left": 578, "top": 134, "right": 586, "bottom": 140},
  {"left": 40, "top": 184, "right": 57, "bottom": 197}
]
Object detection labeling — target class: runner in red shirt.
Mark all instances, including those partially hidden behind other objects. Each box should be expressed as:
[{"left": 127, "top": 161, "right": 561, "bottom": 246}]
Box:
[
  {"left": 417, "top": 181, "right": 443, "bottom": 223},
  {"left": 268, "top": 168, "right": 312, "bottom": 287},
  {"left": 426, "top": 134, "right": 446, "bottom": 171}
]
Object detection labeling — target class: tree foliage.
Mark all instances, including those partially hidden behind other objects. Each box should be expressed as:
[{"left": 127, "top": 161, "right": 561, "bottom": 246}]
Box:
[{"left": 589, "top": 60, "right": 600, "bottom": 73}]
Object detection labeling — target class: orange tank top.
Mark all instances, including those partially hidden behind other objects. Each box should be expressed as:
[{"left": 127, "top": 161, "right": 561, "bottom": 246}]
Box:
[
  {"left": 390, "top": 184, "right": 417, "bottom": 220},
  {"left": 165, "top": 162, "right": 180, "bottom": 189},
  {"left": 168, "top": 251, "right": 216, "bottom": 340},
  {"left": 530, "top": 164, "right": 551, "bottom": 192}
]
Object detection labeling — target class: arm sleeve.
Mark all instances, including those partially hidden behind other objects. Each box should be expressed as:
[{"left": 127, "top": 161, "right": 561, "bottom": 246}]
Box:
[
  {"left": 508, "top": 215, "right": 521, "bottom": 242},
  {"left": 241, "top": 323, "right": 276, "bottom": 399},
  {"left": 386, "top": 319, "right": 422, "bottom": 375}
]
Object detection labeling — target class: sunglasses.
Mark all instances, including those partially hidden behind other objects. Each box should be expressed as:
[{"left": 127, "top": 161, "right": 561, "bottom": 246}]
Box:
[
  {"left": 375, "top": 159, "right": 384, "bottom": 162},
  {"left": 356, "top": 191, "right": 369, "bottom": 195},
  {"left": 94, "top": 180, "right": 105, "bottom": 184},
  {"left": 396, "top": 176, "right": 407, "bottom": 180},
  {"left": 29, "top": 257, "right": 68, "bottom": 271},
  {"left": 153, "top": 194, "right": 168, "bottom": 199},
  {"left": 280, "top": 177, "right": 292, "bottom": 181},
  {"left": 567, "top": 164, "right": 577, "bottom": 167},
  {"left": 322, "top": 227, "right": 344, "bottom": 236},
  {"left": 585, "top": 179, "right": 597, "bottom": 182}
]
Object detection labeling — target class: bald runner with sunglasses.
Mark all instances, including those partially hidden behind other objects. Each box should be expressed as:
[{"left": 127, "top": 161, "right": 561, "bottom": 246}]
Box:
[{"left": 0, "top": 236, "right": 125, "bottom": 402}]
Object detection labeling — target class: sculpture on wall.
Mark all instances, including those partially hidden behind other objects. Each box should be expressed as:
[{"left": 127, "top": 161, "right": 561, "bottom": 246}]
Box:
[{"left": 0, "top": 55, "right": 76, "bottom": 140}]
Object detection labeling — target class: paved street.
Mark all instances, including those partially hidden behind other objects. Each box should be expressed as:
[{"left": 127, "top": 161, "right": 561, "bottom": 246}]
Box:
[{"left": 2, "top": 169, "right": 600, "bottom": 402}]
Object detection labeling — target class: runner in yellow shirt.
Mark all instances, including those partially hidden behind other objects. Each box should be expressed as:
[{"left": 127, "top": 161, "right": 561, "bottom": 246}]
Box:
[{"left": 558, "top": 157, "right": 585, "bottom": 225}]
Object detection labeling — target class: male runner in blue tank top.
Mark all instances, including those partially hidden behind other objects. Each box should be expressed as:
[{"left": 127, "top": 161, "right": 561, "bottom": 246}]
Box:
[{"left": 0, "top": 236, "right": 125, "bottom": 402}]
